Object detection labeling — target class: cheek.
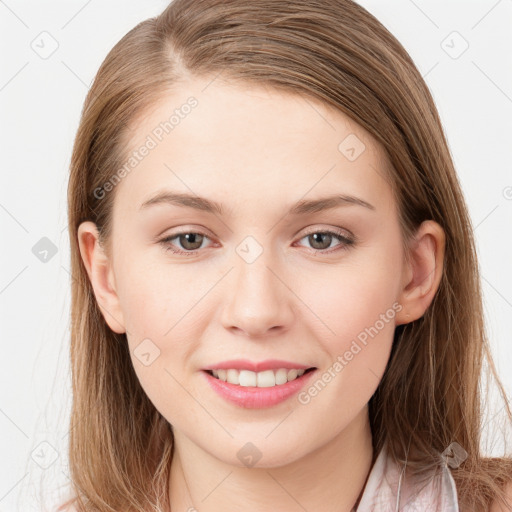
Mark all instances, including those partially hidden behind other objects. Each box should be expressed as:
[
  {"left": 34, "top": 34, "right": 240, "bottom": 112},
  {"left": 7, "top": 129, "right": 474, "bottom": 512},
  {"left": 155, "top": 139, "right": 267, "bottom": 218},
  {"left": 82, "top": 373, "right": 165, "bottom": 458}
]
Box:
[
  {"left": 115, "top": 253, "right": 211, "bottom": 404},
  {"left": 115, "top": 250, "right": 204, "bottom": 337},
  {"left": 116, "top": 256, "right": 204, "bottom": 422},
  {"left": 298, "top": 237, "right": 403, "bottom": 341},
  {"left": 293, "top": 235, "right": 402, "bottom": 408}
]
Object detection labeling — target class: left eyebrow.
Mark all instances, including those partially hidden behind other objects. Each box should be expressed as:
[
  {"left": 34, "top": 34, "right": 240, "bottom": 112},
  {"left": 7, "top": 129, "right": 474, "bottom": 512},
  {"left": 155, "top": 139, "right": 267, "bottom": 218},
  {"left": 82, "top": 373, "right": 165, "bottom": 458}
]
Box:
[
  {"left": 138, "top": 191, "right": 376, "bottom": 216},
  {"left": 289, "top": 194, "right": 376, "bottom": 215}
]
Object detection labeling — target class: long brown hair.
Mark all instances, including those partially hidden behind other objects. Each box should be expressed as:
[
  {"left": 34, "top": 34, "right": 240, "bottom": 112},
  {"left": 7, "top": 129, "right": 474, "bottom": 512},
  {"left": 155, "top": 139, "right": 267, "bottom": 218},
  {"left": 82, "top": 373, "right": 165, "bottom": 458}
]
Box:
[{"left": 62, "top": 0, "right": 512, "bottom": 510}]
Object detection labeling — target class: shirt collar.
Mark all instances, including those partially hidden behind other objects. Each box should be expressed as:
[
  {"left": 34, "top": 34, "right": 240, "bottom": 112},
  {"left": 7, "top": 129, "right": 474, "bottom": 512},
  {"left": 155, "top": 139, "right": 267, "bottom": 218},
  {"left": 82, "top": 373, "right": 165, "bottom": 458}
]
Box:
[{"left": 355, "top": 441, "right": 459, "bottom": 511}]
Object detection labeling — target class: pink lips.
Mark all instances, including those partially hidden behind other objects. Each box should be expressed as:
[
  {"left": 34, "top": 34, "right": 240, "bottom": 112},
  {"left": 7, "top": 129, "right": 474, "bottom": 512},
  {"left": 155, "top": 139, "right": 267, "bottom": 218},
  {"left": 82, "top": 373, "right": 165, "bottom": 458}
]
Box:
[
  {"left": 201, "top": 360, "right": 317, "bottom": 409},
  {"left": 202, "top": 359, "right": 314, "bottom": 372}
]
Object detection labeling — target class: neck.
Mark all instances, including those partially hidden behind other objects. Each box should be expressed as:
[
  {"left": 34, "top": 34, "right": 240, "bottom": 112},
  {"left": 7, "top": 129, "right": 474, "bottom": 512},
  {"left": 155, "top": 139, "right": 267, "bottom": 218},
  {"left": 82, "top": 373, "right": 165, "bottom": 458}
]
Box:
[{"left": 169, "top": 407, "right": 374, "bottom": 512}]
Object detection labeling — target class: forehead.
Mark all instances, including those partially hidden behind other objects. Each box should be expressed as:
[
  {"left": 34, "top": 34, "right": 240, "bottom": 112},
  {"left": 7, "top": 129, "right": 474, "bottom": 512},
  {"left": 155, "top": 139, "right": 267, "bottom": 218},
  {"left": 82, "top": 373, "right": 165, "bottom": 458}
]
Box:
[{"left": 113, "top": 76, "right": 394, "bottom": 217}]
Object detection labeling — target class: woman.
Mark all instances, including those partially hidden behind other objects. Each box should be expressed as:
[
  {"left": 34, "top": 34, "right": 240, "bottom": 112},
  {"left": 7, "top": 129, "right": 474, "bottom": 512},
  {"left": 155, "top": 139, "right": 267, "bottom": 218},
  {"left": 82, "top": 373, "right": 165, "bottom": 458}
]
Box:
[{"left": 60, "top": 0, "right": 512, "bottom": 510}]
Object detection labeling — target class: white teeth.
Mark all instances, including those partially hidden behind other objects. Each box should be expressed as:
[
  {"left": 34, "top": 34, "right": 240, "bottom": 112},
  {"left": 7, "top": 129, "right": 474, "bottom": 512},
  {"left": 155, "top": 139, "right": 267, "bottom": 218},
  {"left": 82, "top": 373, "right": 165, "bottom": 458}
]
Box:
[
  {"left": 257, "top": 369, "right": 275, "bottom": 387},
  {"left": 275, "top": 368, "right": 289, "bottom": 385},
  {"left": 226, "top": 369, "right": 239, "bottom": 385},
  {"left": 239, "top": 370, "right": 257, "bottom": 387},
  {"left": 210, "top": 368, "right": 308, "bottom": 387}
]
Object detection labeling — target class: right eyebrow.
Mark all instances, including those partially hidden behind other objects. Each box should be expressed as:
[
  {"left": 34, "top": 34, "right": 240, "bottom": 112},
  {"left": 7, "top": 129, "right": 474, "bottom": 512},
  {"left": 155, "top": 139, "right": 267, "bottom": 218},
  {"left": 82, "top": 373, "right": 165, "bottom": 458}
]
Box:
[{"left": 139, "top": 191, "right": 225, "bottom": 216}]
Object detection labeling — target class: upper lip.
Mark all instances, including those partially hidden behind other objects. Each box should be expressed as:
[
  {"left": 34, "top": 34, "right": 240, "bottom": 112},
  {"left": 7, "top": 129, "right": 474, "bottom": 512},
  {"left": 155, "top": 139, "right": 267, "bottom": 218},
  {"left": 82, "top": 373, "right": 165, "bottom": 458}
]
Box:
[{"left": 203, "top": 359, "right": 315, "bottom": 372}]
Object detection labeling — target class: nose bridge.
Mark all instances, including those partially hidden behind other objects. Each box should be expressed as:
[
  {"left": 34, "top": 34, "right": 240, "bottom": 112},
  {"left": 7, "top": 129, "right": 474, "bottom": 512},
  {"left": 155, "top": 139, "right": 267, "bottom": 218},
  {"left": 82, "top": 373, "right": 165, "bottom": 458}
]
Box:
[{"left": 220, "top": 235, "right": 294, "bottom": 336}]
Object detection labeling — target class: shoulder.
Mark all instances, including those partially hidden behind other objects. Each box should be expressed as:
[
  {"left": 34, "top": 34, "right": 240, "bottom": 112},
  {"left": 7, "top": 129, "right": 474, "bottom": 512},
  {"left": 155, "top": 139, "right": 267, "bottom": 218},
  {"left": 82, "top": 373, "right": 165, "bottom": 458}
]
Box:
[{"left": 489, "top": 481, "right": 512, "bottom": 512}]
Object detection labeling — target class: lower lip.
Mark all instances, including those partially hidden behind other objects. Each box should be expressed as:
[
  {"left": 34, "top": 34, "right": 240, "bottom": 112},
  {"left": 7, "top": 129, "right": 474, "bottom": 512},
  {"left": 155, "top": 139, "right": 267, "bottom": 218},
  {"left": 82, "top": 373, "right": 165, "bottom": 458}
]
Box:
[{"left": 202, "top": 369, "right": 317, "bottom": 409}]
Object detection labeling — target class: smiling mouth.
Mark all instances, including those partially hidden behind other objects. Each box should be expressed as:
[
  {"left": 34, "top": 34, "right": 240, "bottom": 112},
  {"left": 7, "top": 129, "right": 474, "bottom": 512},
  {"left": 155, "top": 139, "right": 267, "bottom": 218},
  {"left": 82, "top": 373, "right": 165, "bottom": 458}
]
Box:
[{"left": 204, "top": 367, "right": 317, "bottom": 388}]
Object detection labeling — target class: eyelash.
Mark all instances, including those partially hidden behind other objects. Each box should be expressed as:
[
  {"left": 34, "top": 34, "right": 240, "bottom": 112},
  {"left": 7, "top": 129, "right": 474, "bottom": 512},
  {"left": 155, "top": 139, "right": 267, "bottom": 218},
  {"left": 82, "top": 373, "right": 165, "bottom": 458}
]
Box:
[{"left": 158, "top": 227, "right": 355, "bottom": 257}]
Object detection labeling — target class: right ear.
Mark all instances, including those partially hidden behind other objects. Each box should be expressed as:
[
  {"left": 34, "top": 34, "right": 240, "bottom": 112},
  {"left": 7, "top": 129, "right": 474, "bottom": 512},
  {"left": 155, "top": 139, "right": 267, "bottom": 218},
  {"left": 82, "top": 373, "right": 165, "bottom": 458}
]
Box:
[{"left": 77, "top": 221, "right": 126, "bottom": 334}]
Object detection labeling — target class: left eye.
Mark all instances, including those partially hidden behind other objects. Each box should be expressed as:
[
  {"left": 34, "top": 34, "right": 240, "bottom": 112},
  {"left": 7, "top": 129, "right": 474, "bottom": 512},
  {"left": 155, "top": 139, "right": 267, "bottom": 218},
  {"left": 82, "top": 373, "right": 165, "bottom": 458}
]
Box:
[
  {"left": 159, "top": 229, "right": 355, "bottom": 256},
  {"left": 296, "top": 230, "right": 354, "bottom": 252}
]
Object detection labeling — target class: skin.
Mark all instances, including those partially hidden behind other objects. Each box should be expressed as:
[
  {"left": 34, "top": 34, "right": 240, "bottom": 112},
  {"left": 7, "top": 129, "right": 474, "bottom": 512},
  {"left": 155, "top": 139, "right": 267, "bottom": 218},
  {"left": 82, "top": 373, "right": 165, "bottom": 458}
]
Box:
[{"left": 78, "top": 76, "right": 446, "bottom": 512}]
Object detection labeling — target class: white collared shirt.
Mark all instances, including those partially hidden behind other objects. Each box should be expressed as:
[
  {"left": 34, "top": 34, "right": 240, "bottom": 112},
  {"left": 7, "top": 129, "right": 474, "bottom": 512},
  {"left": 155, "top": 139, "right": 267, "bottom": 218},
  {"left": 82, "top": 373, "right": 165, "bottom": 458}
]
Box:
[{"left": 356, "top": 443, "right": 459, "bottom": 511}]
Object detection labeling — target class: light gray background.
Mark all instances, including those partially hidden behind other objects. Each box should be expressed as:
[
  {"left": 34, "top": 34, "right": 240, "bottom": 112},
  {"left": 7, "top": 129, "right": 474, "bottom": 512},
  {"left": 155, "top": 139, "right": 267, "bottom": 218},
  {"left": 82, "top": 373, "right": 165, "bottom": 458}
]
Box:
[{"left": 1, "top": 1, "right": 511, "bottom": 510}]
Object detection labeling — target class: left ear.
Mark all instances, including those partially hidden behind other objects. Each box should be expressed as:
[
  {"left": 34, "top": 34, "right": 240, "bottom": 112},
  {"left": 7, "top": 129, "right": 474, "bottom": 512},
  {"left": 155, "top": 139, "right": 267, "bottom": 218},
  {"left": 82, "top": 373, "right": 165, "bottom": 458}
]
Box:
[{"left": 394, "top": 220, "right": 446, "bottom": 325}]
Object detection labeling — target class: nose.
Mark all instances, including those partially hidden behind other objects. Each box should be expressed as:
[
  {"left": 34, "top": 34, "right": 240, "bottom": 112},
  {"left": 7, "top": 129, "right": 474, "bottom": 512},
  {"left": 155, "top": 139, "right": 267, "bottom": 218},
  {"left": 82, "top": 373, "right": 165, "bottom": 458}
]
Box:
[{"left": 220, "top": 251, "right": 296, "bottom": 338}]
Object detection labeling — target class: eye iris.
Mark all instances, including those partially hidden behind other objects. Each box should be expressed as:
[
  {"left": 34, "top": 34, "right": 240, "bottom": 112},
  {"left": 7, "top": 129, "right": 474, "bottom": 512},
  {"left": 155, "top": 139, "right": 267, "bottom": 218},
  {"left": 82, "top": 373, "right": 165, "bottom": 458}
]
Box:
[
  {"left": 309, "top": 232, "right": 332, "bottom": 250},
  {"left": 180, "top": 233, "right": 204, "bottom": 250}
]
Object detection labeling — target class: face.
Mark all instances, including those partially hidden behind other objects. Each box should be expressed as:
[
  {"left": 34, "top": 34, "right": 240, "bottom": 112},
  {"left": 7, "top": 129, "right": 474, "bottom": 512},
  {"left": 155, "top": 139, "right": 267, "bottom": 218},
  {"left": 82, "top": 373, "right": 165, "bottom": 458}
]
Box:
[{"left": 79, "top": 76, "right": 441, "bottom": 468}]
